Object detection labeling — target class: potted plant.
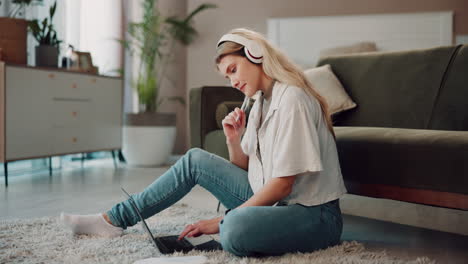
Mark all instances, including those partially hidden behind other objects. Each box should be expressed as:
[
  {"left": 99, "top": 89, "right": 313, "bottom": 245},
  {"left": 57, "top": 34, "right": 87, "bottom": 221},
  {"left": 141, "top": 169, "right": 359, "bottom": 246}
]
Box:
[
  {"left": 27, "top": 0, "right": 61, "bottom": 67},
  {"left": 0, "top": 0, "right": 43, "bottom": 64},
  {"left": 120, "top": 0, "right": 216, "bottom": 166}
]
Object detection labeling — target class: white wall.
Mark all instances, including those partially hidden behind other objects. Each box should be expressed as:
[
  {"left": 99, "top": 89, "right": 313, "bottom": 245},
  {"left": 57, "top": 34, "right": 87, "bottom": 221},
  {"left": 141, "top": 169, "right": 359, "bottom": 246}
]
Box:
[
  {"left": 186, "top": 0, "right": 468, "bottom": 91},
  {"left": 157, "top": 0, "right": 188, "bottom": 154}
]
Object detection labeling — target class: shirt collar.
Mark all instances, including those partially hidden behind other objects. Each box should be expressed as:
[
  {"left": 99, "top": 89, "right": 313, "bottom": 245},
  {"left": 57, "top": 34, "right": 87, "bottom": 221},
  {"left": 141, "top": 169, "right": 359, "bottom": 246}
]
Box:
[
  {"left": 268, "top": 81, "right": 288, "bottom": 112},
  {"left": 252, "top": 81, "right": 289, "bottom": 130}
]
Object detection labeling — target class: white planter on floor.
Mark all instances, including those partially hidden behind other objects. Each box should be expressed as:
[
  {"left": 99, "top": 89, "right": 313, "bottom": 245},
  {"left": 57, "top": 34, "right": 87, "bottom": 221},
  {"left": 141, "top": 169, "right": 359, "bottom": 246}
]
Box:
[{"left": 122, "top": 113, "right": 176, "bottom": 167}]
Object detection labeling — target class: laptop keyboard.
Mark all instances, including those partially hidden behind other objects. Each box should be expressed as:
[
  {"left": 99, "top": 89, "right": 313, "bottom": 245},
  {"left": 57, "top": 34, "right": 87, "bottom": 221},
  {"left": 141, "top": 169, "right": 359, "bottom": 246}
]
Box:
[{"left": 159, "top": 236, "right": 193, "bottom": 252}]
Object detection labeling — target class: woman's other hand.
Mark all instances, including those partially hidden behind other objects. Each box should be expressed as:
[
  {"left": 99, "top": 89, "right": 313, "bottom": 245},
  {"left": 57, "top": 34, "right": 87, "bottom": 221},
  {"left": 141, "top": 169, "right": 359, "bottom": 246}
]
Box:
[
  {"left": 222, "top": 107, "right": 246, "bottom": 145},
  {"left": 178, "top": 216, "right": 223, "bottom": 240}
]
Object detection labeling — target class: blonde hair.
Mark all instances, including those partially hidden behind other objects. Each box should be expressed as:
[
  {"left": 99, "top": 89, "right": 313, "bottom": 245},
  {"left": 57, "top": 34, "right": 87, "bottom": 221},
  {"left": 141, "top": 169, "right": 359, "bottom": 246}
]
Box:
[{"left": 215, "top": 28, "right": 335, "bottom": 138}]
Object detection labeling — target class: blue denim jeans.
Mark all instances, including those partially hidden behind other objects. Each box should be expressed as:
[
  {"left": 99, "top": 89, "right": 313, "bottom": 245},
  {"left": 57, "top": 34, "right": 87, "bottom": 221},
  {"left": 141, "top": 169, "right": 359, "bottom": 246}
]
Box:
[{"left": 107, "top": 148, "right": 343, "bottom": 257}]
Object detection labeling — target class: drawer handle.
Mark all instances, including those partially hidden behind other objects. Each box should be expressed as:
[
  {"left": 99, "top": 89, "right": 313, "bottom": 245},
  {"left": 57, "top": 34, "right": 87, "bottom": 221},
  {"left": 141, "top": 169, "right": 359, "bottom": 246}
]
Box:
[
  {"left": 52, "top": 97, "right": 91, "bottom": 102},
  {"left": 72, "top": 137, "right": 78, "bottom": 143}
]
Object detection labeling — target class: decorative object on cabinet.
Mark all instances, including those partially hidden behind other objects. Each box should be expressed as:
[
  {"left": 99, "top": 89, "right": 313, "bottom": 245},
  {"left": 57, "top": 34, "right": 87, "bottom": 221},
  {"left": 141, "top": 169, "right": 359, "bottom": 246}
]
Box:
[
  {"left": 0, "top": 0, "right": 43, "bottom": 65},
  {"left": 0, "top": 62, "right": 123, "bottom": 186},
  {"left": 27, "top": 0, "right": 62, "bottom": 67},
  {"left": 120, "top": 0, "right": 216, "bottom": 167},
  {"left": 69, "top": 51, "right": 98, "bottom": 75}
]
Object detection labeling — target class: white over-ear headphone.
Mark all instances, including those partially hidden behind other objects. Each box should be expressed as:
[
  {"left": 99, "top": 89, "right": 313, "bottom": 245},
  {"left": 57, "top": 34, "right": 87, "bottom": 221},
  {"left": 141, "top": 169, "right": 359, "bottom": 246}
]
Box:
[{"left": 217, "top": 33, "right": 264, "bottom": 64}]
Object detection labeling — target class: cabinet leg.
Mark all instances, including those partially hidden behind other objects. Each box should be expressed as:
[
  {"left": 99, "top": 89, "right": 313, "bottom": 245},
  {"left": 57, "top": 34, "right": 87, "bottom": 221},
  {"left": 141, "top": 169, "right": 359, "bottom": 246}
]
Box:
[
  {"left": 49, "top": 157, "right": 52, "bottom": 176},
  {"left": 4, "top": 162, "right": 8, "bottom": 187},
  {"left": 118, "top": 150, "right": 126, "bottom": 163},
  {"left": 111, "top": 150, "right": 117, "bottom": 169}
]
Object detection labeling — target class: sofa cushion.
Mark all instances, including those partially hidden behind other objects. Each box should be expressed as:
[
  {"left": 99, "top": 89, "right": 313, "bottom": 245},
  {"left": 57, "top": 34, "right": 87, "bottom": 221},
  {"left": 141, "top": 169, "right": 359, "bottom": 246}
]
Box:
[
  {"left": 335, "top": 126, "right": 468, "bottom": 195},
  {"left": 203, "top": 130, "right": 229, "bottom": 159},
  {"left": 317, "top": 46, "right": 460, "bottom": 129},
  {"left": 190, "top": 86, "right": 244, "bottom": 149},
  {"left": 304, "top": 64, "right": 357, "bottom": 115},
  {"left": 428, "top": 45, "right": 468, "bottom": 131}
]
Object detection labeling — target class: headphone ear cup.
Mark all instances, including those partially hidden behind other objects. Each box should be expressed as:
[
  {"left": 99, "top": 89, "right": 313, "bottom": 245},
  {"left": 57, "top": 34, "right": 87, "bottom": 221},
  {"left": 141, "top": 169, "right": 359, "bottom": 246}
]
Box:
[{"left": 244, "top": 41, "right": 263, "bottom": 64}]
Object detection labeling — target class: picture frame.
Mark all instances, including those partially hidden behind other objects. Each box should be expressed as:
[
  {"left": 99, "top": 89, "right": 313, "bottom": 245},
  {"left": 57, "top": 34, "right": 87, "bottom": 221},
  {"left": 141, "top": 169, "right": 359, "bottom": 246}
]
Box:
[
  {"left": 70, "top": 51, "right": 98, "bottom": 74},
  {"left": 76, "top": 51, "right": 92, "bottom": 70}
]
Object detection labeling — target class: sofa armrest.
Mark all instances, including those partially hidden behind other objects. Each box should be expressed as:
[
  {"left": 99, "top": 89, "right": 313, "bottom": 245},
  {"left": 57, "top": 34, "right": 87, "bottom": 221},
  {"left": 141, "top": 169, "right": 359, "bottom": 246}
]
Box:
[
  {"left": 190, "top": 87, "right": 203, "bottom": 148},
  {"left": 189, "top": 86, "right": 244, "bottom": 149}
]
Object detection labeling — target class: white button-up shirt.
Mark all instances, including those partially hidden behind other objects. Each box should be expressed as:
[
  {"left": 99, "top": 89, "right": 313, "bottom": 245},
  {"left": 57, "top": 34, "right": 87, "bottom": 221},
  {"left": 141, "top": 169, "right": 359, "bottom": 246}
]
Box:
[{"left": 241, "top": 82, "right": 347, "bottom": 206}]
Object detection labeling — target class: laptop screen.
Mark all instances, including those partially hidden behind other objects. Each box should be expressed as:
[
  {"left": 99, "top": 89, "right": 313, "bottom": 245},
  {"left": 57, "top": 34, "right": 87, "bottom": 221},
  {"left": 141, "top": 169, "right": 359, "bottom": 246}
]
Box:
[{"left": 121, "top": 187, "right": 169, "bottom": 252}]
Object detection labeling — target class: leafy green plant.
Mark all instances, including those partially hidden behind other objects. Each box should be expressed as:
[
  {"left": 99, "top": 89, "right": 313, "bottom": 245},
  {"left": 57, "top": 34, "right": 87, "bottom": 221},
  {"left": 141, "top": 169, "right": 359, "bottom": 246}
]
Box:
[
  {"left": 120, "top": 0, "right": 216, "bottom": 113},
  {"left": 27, "top": 0, "right": 61, "bottom": 47},
  {"left": 0, "top": 0, "right": 43, "bottom": 18}
]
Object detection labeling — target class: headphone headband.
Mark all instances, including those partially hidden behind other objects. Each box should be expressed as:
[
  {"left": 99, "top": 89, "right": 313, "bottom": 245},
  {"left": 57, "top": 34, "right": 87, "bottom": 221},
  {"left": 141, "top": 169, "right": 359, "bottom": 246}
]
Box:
[{"left": 217, "top": 33, "right": 263, "bottom": 64}]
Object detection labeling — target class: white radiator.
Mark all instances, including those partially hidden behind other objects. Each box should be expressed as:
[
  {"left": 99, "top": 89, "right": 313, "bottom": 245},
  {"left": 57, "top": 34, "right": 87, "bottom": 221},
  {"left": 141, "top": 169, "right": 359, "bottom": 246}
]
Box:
[{"left": 268, "top": 11, "right": 453, "bottom": 68}]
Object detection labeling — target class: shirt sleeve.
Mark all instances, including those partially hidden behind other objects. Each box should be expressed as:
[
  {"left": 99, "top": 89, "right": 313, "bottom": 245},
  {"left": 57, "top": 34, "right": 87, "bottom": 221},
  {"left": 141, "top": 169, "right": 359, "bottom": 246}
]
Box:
[{"left": 272, "top": 104, "right": 323, "bottom": 178}]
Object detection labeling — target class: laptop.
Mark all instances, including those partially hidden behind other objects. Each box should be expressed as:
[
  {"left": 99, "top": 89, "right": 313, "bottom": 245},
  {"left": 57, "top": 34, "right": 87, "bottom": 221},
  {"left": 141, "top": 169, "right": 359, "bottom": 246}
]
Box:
[{"left": 121, "top": 187, "right": 222, "bottom": 254}]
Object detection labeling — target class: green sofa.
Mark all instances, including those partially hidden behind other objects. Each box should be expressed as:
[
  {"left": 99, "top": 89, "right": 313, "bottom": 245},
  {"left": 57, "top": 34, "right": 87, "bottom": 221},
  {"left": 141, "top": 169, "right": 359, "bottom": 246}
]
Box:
[{"left": 190, "top": 45, "right": 468, "bottom": 210}]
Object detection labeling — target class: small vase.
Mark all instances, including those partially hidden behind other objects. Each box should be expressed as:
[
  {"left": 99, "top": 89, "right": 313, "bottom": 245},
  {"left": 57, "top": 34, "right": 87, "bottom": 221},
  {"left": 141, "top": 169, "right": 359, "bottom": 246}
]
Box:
[{"left": 35, "top": 45, "right": 59, "bottom": 68}]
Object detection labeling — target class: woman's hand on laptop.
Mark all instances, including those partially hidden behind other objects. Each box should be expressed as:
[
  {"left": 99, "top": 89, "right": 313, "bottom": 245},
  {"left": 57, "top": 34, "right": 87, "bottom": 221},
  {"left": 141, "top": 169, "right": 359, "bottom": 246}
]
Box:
[{"left": 178, "top": 216, "right": 223, "bottom": 240}]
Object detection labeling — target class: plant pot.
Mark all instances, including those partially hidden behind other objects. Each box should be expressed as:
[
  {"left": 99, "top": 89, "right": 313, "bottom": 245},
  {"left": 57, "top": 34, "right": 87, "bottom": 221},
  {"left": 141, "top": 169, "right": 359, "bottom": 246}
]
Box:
[
  {"left": 0, "top": 18, "right": 27, "bottom": 64},
  {"left": 122, "top": 112, "right": 176, "bottom": 167},
  {"left": 35, "top": 45, "right": 59, "bottom": 67}
]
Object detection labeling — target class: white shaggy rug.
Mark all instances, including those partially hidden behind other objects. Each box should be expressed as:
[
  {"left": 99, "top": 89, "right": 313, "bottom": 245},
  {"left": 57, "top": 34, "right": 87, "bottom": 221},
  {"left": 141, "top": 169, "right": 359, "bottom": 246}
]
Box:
[{"left": 0, "top": 204, "right": 435, "bottom": 264}]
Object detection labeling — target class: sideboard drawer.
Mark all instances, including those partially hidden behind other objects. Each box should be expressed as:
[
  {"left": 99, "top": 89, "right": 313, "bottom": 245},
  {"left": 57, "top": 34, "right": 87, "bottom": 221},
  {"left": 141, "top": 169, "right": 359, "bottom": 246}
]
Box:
[
  {"left": 6, "top": 127, "right": 52, "bottom": 160},
  {"left": 51, "top": 100, "right": 95, "bottom": 128},
  {"left": 49, "top": 71, "right": 93, "bottom": 99},
  {"left": 51, "top": 127, "right": 96, "bottom": 154}
]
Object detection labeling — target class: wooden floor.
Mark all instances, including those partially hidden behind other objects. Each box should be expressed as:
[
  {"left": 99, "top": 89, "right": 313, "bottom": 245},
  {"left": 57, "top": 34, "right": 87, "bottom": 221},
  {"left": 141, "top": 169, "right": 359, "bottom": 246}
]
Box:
[{"left": 1, "top": 158, "right": 467, "bottom": 263}]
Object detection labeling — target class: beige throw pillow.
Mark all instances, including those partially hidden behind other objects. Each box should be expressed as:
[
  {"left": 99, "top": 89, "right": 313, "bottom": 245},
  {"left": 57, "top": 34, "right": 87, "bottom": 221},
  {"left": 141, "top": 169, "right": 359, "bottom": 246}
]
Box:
[{"left": 304, "top": 64, "right": 357, "bottom": 115}]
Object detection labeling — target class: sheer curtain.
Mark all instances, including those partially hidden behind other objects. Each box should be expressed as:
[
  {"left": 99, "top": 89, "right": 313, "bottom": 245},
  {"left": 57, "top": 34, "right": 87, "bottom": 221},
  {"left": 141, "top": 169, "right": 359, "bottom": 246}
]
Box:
[
  {"left": 63, "top": 0, "right": 123, "bottom": 76},
  {"left": 62, "top": 0, "right": 133, "bottom": 112}
]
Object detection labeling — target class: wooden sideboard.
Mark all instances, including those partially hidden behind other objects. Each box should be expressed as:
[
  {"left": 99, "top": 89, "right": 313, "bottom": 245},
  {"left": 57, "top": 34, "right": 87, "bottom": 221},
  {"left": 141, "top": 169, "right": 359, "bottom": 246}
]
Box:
[{"left": 0, "top": 62, "right": 123, "bottom": 185}]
